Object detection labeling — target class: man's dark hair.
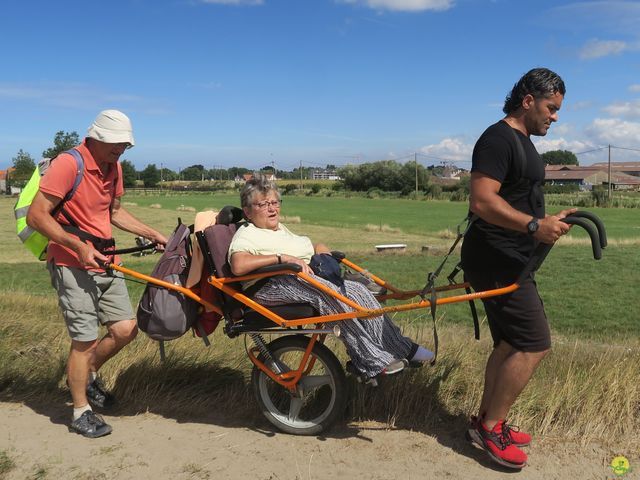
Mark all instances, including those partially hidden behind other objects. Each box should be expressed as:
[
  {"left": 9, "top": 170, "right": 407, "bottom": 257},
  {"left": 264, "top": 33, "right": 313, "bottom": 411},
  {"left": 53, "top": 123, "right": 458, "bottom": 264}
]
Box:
[{"left": 503, "top": 68, "right": 566, "bottom": 114}]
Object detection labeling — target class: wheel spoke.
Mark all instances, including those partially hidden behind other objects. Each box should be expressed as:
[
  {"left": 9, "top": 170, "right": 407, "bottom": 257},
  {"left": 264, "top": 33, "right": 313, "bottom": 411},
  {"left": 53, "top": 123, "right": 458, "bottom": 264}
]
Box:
[
  {"left": 288, "top": 396, "right": 303, "bottom": 423},
  {"left": 299, "top": 374, "right": 332, "bottom": 390}
]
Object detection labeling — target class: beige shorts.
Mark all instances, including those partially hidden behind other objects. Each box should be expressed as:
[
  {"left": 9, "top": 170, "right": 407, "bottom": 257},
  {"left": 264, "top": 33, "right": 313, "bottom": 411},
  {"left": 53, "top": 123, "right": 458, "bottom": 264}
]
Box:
[{"left": 47, "top": 262, "right": 135, "bottom": 342}]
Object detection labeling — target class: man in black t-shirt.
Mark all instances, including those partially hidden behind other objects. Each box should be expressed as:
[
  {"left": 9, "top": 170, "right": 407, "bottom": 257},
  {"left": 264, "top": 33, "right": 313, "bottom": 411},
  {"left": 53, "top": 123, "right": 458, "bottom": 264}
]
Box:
[{"left": 461, "top": 68, "right": 576, "bottom": 469}]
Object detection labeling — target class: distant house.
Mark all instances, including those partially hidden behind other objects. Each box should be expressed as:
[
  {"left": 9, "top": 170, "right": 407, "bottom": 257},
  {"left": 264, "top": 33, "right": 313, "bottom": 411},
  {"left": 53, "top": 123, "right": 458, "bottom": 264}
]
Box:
[
  {"left": 544, "top": 165, "right": 640, "bottom": 190},
  {"left": 589, "top": 161, "right": 640, "bottom": 177},
  {"left": 311, "top": 169, "right": 341, "bottom": 180},
  {"left": 0, "top": 167, "right": 16, "bottom": 194},
  {"left": 441, "top": 166, "right": 463, "bottom": 180}
]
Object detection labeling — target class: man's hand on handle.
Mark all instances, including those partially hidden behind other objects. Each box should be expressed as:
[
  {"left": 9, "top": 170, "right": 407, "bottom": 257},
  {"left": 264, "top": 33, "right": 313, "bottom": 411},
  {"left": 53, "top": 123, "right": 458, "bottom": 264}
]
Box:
[{"left": 534, "top": 208, "right": 578, "bottom": 244}]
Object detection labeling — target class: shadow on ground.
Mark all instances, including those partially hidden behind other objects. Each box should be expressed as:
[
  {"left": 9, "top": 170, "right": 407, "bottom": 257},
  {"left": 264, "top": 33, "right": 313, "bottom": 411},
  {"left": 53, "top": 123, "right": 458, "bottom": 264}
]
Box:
[{"left": 0, "top": 353, "right": 511, "bottom": 472}]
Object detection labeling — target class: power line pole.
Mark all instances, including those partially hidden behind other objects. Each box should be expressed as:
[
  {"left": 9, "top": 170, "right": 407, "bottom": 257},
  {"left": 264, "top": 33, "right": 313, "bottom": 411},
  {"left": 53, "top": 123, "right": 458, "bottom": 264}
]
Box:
[
  {"left": 608, "top": 144, "right": 612, "bottom": 202},
  {"left": 414, "top": 152, "right": 418, "bottom": 197},
  {"left": 299, "top": 160, "right": 303, "bottom": 190}
]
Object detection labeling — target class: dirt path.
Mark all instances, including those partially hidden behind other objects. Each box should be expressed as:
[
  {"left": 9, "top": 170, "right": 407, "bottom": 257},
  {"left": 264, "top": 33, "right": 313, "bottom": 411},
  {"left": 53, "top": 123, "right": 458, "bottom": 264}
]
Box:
[{"left": 1, "top": 401, "right": 632, "bottom": 480}]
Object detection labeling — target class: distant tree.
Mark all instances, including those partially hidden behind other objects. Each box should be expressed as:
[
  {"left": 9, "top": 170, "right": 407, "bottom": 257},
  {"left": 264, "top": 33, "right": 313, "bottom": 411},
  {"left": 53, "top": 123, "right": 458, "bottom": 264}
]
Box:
[
  {"left": 120, "top": 160, "right": 137, "bottom": 188},
  {"left": 228, "top": 166, "right": 250, "bottom": 179},
  {"left": 338, "top": 160, "right": 403, "bottom": 191},
  {"left": 140, "top": 164, "right": 160, "bottom": 188},
  {"left": 325, "top": 164, "right": 337, "bottom": 171},
  {"left": 10, "top": 149, "right": 36, "bottom": 186},
  {"left": 160, "top": 167, "right": 178, "bottom": 181},
  {"left": 399, "top": 161, "right": 430, "bottom": 194},
  {"left": 42, "top": 131, "right": 80, "bottom": 159},
  {"left": 181, "top": 164, "right": 205, "bottom": 181},
  {"left": 207, "top": 167, "right": 228, "bottom": 181},
  {"left": 12, "top": 149, "right": 36, "bottom": 177},
  {"left": 541, "top": 150, "right": 578, "bottom": 166}
]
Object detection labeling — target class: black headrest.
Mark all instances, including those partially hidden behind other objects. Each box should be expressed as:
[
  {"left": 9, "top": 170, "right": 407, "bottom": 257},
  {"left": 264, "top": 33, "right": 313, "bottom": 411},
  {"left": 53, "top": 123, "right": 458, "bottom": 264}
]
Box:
[{"left": 216, "top": 205, "right": 244, "bottom": 225}]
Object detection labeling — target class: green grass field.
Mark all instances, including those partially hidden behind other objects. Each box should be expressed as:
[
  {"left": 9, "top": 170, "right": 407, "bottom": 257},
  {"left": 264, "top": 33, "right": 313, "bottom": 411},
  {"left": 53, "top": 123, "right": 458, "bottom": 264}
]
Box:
[
  {"left": 2, "top": 195, "right": 638, "bottom": 338},
  {"left": 1, "top": 195, "right": 638, "bottom": 443}
]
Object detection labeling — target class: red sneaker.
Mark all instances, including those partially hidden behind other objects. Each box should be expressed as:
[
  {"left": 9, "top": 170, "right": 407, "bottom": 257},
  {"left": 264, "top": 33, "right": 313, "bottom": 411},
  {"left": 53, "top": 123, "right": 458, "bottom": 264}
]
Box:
[
  {"left": 466, "top": 420, "right": 527, "bottom": 469},
  {"left": 503, "top": 421, "right": 531, "bottom": 447},
  {"left": 470, "top": 415, "right": 531, "bottom": 447}
]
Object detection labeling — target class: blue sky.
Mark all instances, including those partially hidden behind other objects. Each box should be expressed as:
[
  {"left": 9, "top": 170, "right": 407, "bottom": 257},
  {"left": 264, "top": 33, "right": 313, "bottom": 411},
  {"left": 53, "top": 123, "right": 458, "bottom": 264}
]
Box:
[{"left": 1, "top": 0, "right": 640, "bottom": 172}]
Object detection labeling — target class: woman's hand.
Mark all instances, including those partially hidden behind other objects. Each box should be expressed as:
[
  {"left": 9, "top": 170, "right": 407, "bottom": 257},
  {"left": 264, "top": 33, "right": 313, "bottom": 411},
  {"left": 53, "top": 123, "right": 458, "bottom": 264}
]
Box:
[{"left": 281, "top": 254, "right": 313, "bottom": 275}]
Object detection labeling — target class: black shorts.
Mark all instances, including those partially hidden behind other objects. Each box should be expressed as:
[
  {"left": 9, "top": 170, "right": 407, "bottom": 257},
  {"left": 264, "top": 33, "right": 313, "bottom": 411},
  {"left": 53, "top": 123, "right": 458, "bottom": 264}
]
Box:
[{"left": 464, "top": 269, "right": 551, "bottom": 352}]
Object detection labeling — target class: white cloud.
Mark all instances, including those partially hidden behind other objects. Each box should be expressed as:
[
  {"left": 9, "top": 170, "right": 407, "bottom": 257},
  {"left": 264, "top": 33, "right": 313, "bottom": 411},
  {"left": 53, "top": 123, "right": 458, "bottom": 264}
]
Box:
[
  {"left": 338, "top": 0, "right": 453, "bottom": 12},
  {"left": 603, "top": 99, "right": 640, "bottom": 119},
  {"left": 566, "top": 100, "right": 593, "bottom": 112},
  {"left": 549, "top": 2, "right": 640, "bottom": 36},
  {"left": 579, "top": 38, "right": 628, "bottom": 59},
  {"left": 585, "top": 117, "right": 640, "bottom": 145},
  {"left": 0, "top": 82, "right": 166, "bottom": 114},
  {"left": 551, "top": 123, "right": 572, "bottom": 136},
  {"left": 532, "top": 137, "right": 593, "bottom": 154},
  {"left": 199, "top": 0, "right": 263, "bottom": 4},
  {"left": 629, "top": 84, "right": 640, "bottom": 93},
  {"left": 419, "top": 137, "right": 473, "bottom": 162}
]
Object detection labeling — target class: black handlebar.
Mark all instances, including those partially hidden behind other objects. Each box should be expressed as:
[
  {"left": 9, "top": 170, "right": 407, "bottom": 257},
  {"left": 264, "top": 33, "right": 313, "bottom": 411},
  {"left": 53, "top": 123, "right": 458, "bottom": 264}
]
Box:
[
  {"left": 517, "top": 211, "right": 607, "bottom": 284},
  {"left": 100, "top": 242, "right": 159, "bottom": 256},
  {"left": 566, "top": 210, "right": 607, "bottom": 249}
]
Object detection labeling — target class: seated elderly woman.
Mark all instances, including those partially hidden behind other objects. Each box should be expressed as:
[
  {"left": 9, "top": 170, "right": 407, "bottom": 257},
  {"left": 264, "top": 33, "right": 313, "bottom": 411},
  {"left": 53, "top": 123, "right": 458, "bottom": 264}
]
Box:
[{"left": 228, "top": 174, "right": 433, "bottom": 380}]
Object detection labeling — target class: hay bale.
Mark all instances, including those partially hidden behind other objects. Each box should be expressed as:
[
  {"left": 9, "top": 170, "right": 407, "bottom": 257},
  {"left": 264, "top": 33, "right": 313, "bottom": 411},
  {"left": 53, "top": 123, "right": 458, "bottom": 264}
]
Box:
[{"left": 149, "top": 204, "right": 162, "bottom": 209}]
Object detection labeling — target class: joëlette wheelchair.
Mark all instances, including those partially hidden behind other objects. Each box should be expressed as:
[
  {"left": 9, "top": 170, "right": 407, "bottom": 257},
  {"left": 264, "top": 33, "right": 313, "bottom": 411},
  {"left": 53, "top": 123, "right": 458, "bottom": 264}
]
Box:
[{"left": 107, "top": 209, "right": 607, "bottom": 436}]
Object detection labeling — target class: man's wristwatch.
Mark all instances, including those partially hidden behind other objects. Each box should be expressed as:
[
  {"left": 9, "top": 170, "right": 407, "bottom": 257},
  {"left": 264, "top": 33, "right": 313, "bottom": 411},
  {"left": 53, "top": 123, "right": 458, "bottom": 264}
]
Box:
[{"left": 527, "top": 217, "right": 540, "bottom": 235}]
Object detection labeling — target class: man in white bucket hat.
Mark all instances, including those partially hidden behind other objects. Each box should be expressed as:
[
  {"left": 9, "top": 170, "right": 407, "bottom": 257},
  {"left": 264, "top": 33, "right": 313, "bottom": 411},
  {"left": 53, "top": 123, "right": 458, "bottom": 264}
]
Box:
[{"left": 27, "top": 109, "right": 167, "bottom": 438}]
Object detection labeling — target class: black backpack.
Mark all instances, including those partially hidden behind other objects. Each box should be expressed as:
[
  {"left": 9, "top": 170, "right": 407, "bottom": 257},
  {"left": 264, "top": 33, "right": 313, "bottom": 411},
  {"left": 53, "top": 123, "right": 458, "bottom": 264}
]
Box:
[{"left": 137, "top": 221, "right": 200, "bottom": 344}]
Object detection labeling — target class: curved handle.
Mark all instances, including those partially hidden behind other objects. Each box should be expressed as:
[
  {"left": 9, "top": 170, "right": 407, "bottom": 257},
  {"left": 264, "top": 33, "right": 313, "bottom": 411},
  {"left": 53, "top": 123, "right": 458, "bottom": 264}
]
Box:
[
  {"left": 562, "top": 217, "right": 602, "bottom": 260},
  {"left": 517, "top": 210, "right": 606, "bottom": 283},
  {"left": 565, "top": 211, "right": 607, "bottom": 249}
]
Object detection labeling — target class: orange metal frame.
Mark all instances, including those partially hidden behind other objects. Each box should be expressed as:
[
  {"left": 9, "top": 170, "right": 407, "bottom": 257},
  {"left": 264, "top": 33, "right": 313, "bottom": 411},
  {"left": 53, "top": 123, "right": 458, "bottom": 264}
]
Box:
[{"left": 108, "top": 259, "right": 519, "bottom": 390}]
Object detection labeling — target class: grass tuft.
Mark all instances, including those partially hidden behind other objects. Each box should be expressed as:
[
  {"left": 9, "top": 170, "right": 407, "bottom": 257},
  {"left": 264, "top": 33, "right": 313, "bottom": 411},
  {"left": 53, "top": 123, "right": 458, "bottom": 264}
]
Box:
[
  {"left": 0, "top": 450, "right": 16, "bottom": 477},
  {"left": 364, "top": 224, "right": 402, "bottom": 234}
]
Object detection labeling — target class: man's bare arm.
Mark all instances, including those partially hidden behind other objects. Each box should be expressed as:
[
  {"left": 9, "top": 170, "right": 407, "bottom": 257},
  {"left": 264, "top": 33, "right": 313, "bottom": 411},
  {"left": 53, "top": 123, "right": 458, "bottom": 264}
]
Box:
[
  {"left": 26, "top": 191, "right": 108, "bottom": 268},
  {"left": 469, "top": 172, "right": 575, "bottom": 244}
]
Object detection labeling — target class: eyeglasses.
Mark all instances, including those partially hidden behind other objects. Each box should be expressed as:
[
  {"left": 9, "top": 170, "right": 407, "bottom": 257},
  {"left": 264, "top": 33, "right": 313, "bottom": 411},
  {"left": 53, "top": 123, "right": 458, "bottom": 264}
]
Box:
[{"left": 253, "top": 199, "right": 282, "bottom": 210}]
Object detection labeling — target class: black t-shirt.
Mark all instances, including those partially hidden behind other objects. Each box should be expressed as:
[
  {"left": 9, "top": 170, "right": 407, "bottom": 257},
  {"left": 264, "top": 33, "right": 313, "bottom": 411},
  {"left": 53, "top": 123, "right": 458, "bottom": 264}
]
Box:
[{"left": 461, "top": 120, "right": 546, "bottom": 272}]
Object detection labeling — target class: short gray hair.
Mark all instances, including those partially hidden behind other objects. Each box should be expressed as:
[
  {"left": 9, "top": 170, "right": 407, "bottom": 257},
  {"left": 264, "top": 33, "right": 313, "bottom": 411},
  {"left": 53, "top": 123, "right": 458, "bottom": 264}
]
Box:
[{"left": 240, "top": 173, "right": 280, "bottom": 208}]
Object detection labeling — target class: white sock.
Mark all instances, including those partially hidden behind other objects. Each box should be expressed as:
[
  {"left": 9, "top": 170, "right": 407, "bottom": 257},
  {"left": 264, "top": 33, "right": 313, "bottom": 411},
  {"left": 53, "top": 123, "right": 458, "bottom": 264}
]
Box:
[
  {"left": 89, "top": 371, "right": 97, "bottom": 383},
  {"left": 73, "top": 404, "right": 92, "bottom": 421},
  {"left": 411, "top": 346, "right": 434, "bottom": 363}
]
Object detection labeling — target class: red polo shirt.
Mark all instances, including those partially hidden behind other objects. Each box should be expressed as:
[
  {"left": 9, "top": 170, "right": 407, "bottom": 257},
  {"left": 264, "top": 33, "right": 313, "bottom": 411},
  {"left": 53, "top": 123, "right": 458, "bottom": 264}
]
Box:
[{"left": 39, "top": 140, "right": 124, "bottom": 269}]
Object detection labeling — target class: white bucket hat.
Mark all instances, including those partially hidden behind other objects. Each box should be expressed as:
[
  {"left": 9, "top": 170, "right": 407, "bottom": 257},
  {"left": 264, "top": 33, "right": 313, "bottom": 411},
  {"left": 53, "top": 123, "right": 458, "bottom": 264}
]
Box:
[{"left": 87, "top": 109, "right": 135, "bottom": 146}]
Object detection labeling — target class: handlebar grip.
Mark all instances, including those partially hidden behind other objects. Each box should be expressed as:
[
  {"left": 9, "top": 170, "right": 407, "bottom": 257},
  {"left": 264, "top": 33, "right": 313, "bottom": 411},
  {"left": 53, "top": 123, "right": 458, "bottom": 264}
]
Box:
[
  {"left": 517, "top": 210, "right": 605, "bottom": 283},
  {"left": 99, "top": 242, "right": 158, "bottom": 256},
  {"left": 566, "top": 211, "right": 607, "bottom": 248},
  {"left": 562, "top": 217, "right": 602, "bottom": 260}
]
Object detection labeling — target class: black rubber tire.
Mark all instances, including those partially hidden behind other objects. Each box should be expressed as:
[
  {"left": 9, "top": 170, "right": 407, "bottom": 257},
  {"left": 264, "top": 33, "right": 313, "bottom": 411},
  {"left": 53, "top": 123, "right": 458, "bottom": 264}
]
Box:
[{"left": 251, "top": 335, "right": 347, "bottom": 435}]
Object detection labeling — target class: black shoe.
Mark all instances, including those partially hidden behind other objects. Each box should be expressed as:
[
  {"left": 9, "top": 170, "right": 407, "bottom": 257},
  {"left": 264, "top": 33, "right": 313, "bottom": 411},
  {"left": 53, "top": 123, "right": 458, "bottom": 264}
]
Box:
[
  {"left": 86, "top": 378, "right": 116, "bottom": 409},
  {"left": 69, "top": 410, "right": 112, "bottom": 438},
  {"left": 346, "top": 361, "right": 381, "bottom": 386}
]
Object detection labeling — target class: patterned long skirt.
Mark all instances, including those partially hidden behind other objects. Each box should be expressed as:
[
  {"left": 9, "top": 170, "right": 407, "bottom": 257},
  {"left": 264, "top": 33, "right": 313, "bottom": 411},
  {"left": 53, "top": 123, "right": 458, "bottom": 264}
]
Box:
[{"left": 253, "top": 275, "right": 415, "bottom": 377}]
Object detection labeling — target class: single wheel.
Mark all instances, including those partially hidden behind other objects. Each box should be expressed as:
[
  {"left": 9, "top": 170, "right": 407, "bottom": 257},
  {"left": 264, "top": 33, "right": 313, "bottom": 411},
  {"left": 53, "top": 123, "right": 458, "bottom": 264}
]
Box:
[{"left": 251, "top": 335, "right": 347, "bottom": 435}]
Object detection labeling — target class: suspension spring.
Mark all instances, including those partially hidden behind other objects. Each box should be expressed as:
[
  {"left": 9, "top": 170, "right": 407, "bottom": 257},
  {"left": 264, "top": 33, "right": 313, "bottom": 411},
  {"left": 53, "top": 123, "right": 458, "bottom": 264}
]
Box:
[{"left": 249, "top": 333, "right": 283, "bottom": 374}]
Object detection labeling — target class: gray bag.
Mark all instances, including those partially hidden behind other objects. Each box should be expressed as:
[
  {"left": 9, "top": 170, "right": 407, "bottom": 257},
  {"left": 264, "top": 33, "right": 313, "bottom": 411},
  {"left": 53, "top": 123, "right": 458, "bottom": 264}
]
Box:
[{"left": 137, "top": 222, "right": 199, "bottom": 341}]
